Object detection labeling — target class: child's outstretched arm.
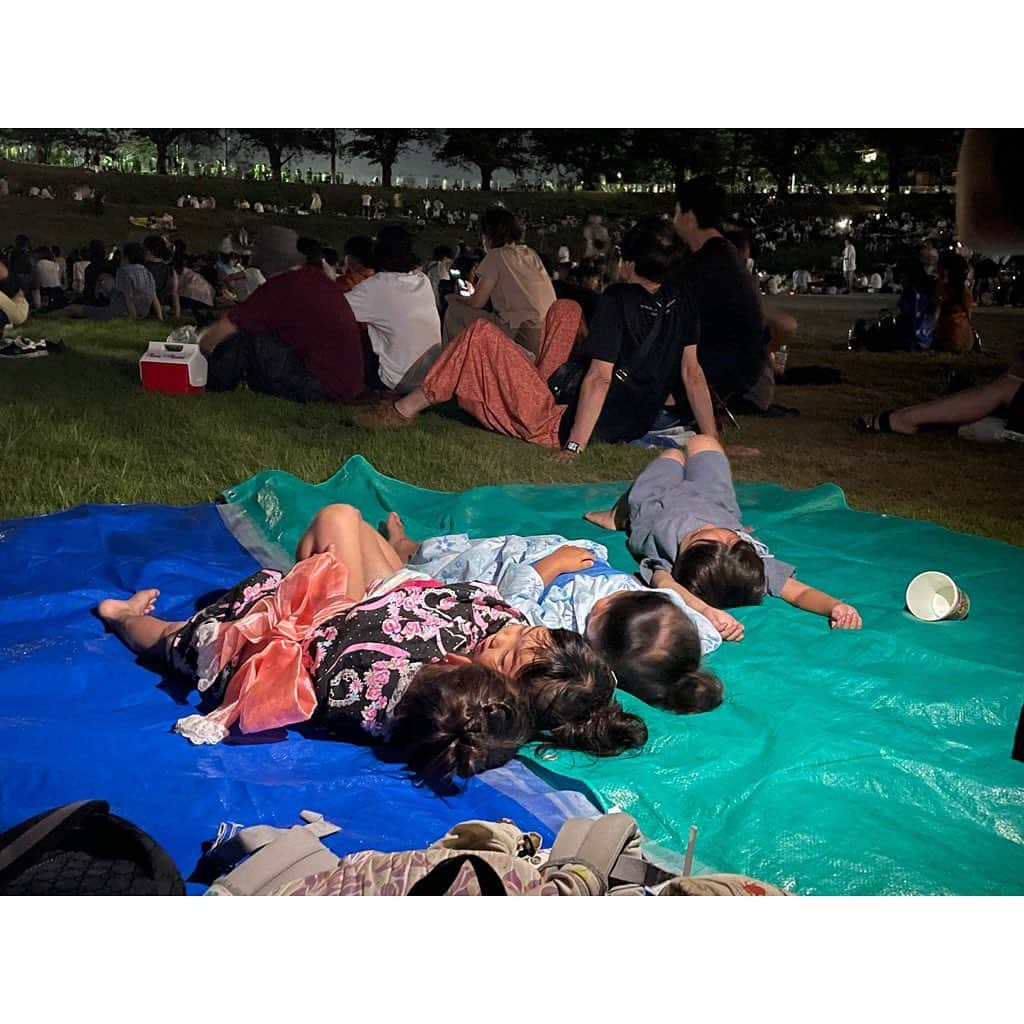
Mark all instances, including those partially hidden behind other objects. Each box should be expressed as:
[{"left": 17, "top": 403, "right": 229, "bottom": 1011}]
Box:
[
  {"left": 651, "top": 569, "right": 745, "bottom": 642},
  {"left": 779, "top": 578, "right": 862, "bottom": 629}
]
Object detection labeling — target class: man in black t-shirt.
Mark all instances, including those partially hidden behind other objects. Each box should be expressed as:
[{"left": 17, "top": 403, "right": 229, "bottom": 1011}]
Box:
[
  {"left": 557, "top": 224, "right": 717, "bottom": 456},
  {"left": 671, "top": 177, "right": 768, "bottom": 400}
]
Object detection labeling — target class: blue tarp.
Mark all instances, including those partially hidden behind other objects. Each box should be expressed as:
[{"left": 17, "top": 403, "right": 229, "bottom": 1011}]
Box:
[{"left": 0, "top": 502, "right": 572, "bottom": 893}]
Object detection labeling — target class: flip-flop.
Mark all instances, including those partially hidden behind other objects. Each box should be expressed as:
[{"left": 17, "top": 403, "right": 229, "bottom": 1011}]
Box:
[{"left": 854, "top": 410, "right": 895, "bottom": 433}]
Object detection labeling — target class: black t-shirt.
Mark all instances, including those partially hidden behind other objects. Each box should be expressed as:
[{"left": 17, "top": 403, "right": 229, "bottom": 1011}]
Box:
[
  {"left": 674, "top": 236, "right": 766, "bottom": 395},
  {"left": 0, "top": 274, "right": 23, "bottom": 298},
  {"left": 560, "top": 281, "right": 699, "bottom": 444}
]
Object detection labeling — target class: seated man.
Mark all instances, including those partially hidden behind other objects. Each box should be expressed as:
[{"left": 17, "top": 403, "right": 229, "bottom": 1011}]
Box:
[
  {"left": 672, "top": 176, "right": 768, "bottom": 405},
  {"left": 197, "top": 229, "right": 365, "bottom": 404}
]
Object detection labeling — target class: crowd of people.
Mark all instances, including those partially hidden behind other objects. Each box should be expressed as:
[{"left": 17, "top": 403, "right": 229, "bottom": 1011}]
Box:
[{"left": 6, "top": 137, "right": 1023, "bottom": 787}]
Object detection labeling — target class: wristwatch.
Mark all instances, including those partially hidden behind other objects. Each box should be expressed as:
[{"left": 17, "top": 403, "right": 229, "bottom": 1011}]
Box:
[{"left": 563, "top": 441, "right": 582, "bottom": 455}]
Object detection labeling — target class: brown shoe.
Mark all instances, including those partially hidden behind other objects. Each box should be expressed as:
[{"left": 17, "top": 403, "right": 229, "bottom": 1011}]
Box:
[{"left": 353, "top": 404, "right": 415, "bottom": 429}]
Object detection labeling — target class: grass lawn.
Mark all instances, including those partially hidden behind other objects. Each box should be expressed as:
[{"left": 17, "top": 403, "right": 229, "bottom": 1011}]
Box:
[{"left": 2, "top": 295, "right": 1022, "bottom": 546}]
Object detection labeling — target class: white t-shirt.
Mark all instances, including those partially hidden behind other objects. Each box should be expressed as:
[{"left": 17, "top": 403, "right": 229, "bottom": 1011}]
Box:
[
  {"left": 344, "top": 271, "right": 442, "bottom": 391},
  {"left": 842, "top": 243, "right": 857, "bottom": 272}
]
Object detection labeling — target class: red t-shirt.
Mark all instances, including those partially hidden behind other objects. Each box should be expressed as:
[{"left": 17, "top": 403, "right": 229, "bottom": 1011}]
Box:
[{"left": 228, "top": 266, "right": 364, "bottom": 401}]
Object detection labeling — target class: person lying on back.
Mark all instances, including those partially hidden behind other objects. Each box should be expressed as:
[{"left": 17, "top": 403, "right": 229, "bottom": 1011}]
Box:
[{"left": 585, "top": 438, "right": 862, "bottom": 641}]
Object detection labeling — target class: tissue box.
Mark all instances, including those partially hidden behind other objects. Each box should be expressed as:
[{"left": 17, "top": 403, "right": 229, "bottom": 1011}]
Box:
[{"left": 139, "top": 341, "right": 208, "bottom": 394}]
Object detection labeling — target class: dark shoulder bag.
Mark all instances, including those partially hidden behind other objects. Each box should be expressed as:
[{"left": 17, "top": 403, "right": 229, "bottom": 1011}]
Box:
[{"left": 547, "top": 301, "right": 668, "bottom": 406}]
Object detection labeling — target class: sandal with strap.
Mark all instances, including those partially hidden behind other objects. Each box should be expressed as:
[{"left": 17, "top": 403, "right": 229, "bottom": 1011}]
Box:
[{"left": 854, "top": 410, "right": 895, "bottom": 433}]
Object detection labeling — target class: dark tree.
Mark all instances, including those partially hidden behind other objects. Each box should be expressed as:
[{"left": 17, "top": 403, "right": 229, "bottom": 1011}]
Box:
[
  {"left": 322, "top": 129, "right": 348, "bottom": 182},
  {"left": 345, "top": 130, "right": 434, "bottom": 188},
  {"left": 735, "top": 129, "right": 843, "bottom": 195},
  {"left": 236, "top": 130, "right": 324, "bottom": 181},
  {"left": 857, "top": 129, "right": 963, "bottom": 194},
  {"left": 434, "top": 129, "right": 533, "bottom": 191},
  {"left": 530, "top": 129, "right": 633, "bottom": 190},
  {"left": 630, "top": 130, "right": 727, "bottom": 191},
  {"left": 127, "top": 130, "right": 220, "bottom": 174}
]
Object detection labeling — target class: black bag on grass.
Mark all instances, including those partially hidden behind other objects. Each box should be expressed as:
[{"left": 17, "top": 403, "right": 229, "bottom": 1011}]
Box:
[{"left": 0, "top": 800, "right": 185, "bottom": 896}]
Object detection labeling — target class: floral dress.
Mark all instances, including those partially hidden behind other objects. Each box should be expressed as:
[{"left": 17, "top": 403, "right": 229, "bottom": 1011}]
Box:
[{"left": 170, "top": 561, "right": 522, "bottom": 743}]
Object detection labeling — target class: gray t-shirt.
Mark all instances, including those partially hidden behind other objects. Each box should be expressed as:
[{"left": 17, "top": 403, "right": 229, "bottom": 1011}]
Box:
[
  {"left": 109, "top": 264, "right": 157, "bottom": 317},
  {"left": 626, "top": 451, "right": 795, "bottom": 597}
]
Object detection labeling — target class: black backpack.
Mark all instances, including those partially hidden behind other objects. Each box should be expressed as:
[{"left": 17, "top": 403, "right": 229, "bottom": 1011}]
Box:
[{"left": 0, "top": 800, "right": 185, "bottom": 896}]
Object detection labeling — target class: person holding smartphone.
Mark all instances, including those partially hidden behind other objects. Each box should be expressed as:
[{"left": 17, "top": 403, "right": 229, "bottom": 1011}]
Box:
[{"left": 443, "top": 208, "right": 555, "bottom": 357}]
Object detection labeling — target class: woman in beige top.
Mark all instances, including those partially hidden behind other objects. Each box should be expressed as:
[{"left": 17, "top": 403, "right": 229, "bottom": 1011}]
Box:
[{"left": 443, "top": 208, "right": 556, "bottom": 356}]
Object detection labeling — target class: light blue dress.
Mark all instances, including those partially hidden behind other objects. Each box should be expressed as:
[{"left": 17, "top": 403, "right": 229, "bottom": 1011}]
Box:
[{"left": 408, "top": 533, "right": 721, "bottom": 656}]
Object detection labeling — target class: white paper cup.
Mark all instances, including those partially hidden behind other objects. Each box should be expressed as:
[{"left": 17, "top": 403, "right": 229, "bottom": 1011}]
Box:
[{"left": 905, "top": 571, "right": 971, "bottom": 621}]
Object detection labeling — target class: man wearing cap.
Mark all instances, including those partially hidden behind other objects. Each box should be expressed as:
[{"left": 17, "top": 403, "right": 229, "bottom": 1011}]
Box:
[{"left": 198, "top": 226, "right": 365, "bottom": 403}]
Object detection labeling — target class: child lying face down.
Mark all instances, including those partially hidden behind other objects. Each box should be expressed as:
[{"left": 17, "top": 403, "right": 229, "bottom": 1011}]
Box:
[
  {"left": 298, "top": 505, "right": 724, "bottom": 716},
  {"left": 98, "top": 511, "right": 645, "bottom": 791},
  {"left": 585, "top": 436, "right": 862, "bottom": 641}
]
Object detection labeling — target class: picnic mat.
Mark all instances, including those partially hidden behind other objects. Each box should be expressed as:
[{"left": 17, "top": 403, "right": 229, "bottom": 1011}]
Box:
[
  {"left": 0, "top": 502, "right": 581, "bottom": 894},
  {"left": 220, "top": 454, "right": 1024, "bottom": 895}
]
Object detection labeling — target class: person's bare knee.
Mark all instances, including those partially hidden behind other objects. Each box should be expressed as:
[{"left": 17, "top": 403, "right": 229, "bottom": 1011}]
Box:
[
  {"left": 297, "top": 503, "right": 361, "bottom": 560},
  {"left": 657, "top": 448, "right": 687, "bottom": 466},
  {"left": 685, "top": 435, "right": 725, "bottom": 458}
]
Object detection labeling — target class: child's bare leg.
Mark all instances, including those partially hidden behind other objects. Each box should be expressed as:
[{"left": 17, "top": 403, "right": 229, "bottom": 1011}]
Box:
[
  {"left": 97, "top": 590, "right": 184, "bottom": 661},
  {"left": 584, "top": 490, "right": 631, "bottom": 531},
  {"left": 383, "top": 511, "right": 420, "bottom": 563},
  {"left": 360, "top": 519, "right": 404, "bottom": 581},
  {"left": 295, "top": 504, "right": 401, "bottom": 594}
]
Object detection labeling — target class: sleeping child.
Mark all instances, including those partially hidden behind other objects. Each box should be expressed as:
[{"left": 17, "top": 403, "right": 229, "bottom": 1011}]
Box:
[
  {"left": 296, "top": 505, "right": 724, "bottom": 716},
  {"left": 584, "top": 436, "right": 862, "bottom": 642},
  {"left": 98, "top": 521, "right": 645, "bottom": 790}
]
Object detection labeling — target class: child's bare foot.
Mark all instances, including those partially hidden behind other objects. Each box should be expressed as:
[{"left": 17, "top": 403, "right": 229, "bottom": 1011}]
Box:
[
  {"left": 584, "top": 509, "right": 617, "bottom": 531},
  {"left": 383, "top": 512, "right": 418, "bottom": 562},
  {"left": 97, "top": 589, "right": 160, "bottom": 629}
]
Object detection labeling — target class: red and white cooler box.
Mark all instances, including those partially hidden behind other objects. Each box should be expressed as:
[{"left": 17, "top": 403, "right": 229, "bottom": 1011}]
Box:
[{"left": 139, "top": 340, "right": 208, "bottom": 394}]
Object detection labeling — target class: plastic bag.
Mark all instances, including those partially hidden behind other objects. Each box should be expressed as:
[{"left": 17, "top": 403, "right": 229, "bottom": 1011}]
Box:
[{"left": 166, "top": 325, "right": 199, "bottom": 346}]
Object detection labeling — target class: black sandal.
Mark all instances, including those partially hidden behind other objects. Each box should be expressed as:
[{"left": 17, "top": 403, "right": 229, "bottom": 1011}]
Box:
[{"left": 854, "top": 410, "right": 895, "bottom": 433}]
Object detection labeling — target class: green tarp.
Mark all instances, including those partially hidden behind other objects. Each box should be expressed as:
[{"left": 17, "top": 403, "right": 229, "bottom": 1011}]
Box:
[{"left": 221, "top": 455, "right": 1024, "bottom": 894}]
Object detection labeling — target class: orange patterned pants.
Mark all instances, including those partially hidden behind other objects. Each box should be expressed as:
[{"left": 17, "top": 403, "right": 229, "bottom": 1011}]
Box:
[{"left": 421, "top": 299, "right": 583, "bottom": 447}]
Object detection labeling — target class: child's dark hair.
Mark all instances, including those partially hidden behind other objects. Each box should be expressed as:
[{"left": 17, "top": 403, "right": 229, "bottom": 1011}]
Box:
[
  {"left": 586, "top": 592, "right": 724, "bottom": 714},
  {"left": 388, "top": 662, "right": 532, "bottom": 793},
  {"left": 517, "top": 629, "right": 647, "bottom": 757},
  {"left": 373, "top": 225, "right": 420, "bottom": 272},
  {"left": 672, "top": 538, "right": 766, "bottom": 608},
  {"left": 344, "top": 235, "right": 374, "bottom": 267},
  {"left": 296, "top": 236, "right": 324, "bottom": 268}
]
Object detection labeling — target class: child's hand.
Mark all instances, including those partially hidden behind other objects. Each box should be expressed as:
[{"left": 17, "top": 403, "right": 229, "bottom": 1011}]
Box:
[
  {"left": 533, "top": 545, "right": 596, "bottom": 585},
  {"left": 705, "top": 606, "right": 745, "bottom": 642},
  {"left": 829, "top": 603, "right": 862, "bottom": 630},
  {"left": 547, "top": 545, "right": 596, "bottom": 575}
]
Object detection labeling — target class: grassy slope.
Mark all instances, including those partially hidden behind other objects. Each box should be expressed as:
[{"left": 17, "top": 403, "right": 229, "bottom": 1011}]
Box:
[{"left": 2, "top": 295, "right": 1021, "bottom": 546}]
